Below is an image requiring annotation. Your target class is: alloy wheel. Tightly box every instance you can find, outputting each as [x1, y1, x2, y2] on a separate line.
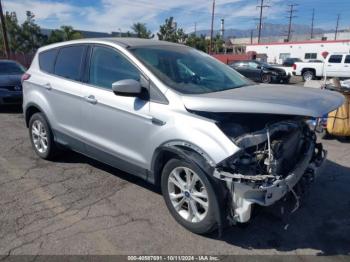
[167, 167, 209, 223]
[31, 120, 48, 154]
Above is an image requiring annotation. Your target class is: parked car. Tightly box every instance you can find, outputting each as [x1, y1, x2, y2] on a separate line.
[283, 57, 303, 67]
[22, 38, 344, 234]
[0, 60, 25, 105]
[293, 53, 350, 81]
[229, 60, 290, 83]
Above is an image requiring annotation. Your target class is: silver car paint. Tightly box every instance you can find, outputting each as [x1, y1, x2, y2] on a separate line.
[24, 38, 344, 169]
[24, 39, 240, 169]
[182, 84, 344, 118]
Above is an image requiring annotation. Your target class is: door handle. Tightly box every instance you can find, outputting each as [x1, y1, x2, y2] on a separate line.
[84, 95, 97, 104]
[345, 65, 349, 67]
[44, 83, 52, 90]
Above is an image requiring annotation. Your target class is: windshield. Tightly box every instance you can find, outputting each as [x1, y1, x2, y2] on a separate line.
[130, 45, 249, 94]
[0, 61, 25, 75]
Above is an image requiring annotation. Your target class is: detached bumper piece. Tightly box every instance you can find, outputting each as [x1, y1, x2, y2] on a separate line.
[214, 121, 327, 224]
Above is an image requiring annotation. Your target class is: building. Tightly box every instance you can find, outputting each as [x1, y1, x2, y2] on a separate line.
[246, 39, 350, 64]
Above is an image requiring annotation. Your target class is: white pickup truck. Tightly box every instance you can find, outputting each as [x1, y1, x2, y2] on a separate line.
[293, 53, 350, 81]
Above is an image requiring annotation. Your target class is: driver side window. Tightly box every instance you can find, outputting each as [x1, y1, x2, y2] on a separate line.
[89, 46, 140, 89]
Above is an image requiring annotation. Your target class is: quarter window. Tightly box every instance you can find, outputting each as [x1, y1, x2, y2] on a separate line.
[328, 55, 343, 63]
[54, 45, 85, 81]
[305, 53, 317, 59]
[89, 46, 140, 89]
[39, 48, 58, 73]
[345, 55, 350, 64]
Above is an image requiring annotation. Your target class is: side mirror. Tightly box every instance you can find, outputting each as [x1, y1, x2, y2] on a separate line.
[257, 65, 262, 69]
[112, 79, 142, 96]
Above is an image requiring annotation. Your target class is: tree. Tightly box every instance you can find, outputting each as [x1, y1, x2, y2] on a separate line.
[157, 17, 187, 43]
[131, 22, 153, 39]
[212, 34, 224, 53]
[47, 25, 82, 44]
[20, 11, 46, 52]
[0, 12, 22, 54]
[186, 34, 208, 52]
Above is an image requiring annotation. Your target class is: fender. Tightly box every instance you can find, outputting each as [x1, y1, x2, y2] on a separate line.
[24, 102, 46, 127]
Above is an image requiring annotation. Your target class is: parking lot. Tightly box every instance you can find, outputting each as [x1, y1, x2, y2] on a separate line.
[0, 106, 349, 256]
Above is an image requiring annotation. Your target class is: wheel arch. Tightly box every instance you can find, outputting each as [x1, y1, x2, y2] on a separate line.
[151, 141, 215, 187]
[24, 103, 44, 128]
[301, 68, 316, 75]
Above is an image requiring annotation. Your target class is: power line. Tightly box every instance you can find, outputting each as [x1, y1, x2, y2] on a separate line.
[256, 0, 270, 44]
[310, 8, 315, 39]
[0, 0, 10, 58]
[335, 14, 340, 40]
[286, 3, 298, 42]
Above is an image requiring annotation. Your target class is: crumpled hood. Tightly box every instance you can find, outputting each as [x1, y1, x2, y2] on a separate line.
[182, 84, 345, 117]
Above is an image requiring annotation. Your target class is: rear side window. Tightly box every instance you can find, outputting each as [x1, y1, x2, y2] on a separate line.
[328, 55, 343, 63]
[39, 49, 58, 73]
[89, 46, 140, 89]
[54, 45, 85, 81]
[345, 55, 350, 64]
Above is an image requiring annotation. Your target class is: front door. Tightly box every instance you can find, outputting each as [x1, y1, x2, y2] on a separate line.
[81, 45, 155, 178]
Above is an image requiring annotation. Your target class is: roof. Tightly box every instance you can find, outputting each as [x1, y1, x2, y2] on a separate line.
[247, 39, 350, 47]
[38, 37, 184, 52]
[100, 37, 183, 47]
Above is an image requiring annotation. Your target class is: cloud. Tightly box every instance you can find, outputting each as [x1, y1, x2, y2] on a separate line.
[2, 0, 285, 34]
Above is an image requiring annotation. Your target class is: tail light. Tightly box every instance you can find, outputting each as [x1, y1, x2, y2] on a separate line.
[292, 64, 296, 70]
[21, 73, 31, 84]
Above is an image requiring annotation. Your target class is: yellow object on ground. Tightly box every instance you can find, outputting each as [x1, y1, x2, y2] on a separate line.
[327, 94, 350, 136]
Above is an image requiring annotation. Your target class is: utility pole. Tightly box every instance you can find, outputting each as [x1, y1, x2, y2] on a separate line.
[287, 4, 298, 42]
[311, 8, 315, 39]
[0, 0, 10, 58]
[250, 29, 253, 44]
[257, 0, 269, 44]
[335, 14, 340, 40]
[209, 0, 215, 54]
[194, 22, 197, 35]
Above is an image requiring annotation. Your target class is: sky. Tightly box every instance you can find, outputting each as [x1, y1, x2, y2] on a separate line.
[2, 0, 350, 34]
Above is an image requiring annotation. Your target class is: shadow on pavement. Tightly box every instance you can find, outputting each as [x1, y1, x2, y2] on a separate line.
[0, 105, 22, 114]
[53, 150, 160, 194]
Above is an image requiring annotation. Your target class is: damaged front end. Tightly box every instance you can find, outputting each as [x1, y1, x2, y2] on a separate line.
[208, 114, 327, 224]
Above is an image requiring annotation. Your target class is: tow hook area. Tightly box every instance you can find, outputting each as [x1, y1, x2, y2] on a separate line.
[214, 143, 327, 224]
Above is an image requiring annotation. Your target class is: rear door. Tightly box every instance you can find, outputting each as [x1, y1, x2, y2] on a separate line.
[326, 54, 344, 77]
[37, 44, 87, 151]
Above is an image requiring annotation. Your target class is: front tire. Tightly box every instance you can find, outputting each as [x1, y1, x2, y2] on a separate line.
[29, 112, 58, 160]
[261, 74, 272, 83]
[161, 158, 217, 234]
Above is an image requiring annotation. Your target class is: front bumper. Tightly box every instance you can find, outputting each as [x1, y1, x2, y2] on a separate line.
[0, 90, 23, 105]
[214, 141, 327, 223]
[272, 74, 291, 83]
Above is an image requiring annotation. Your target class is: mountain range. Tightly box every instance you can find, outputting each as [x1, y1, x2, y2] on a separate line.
[193, 23, 334, 39]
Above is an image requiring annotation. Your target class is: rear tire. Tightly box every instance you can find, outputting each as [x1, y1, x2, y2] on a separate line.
[29, 112, 58, 160]
[161, 158, 218, 234]
[302, 70, 315, 81]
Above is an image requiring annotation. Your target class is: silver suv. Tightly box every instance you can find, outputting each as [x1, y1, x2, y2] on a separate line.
[23, 38, 343, 234]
